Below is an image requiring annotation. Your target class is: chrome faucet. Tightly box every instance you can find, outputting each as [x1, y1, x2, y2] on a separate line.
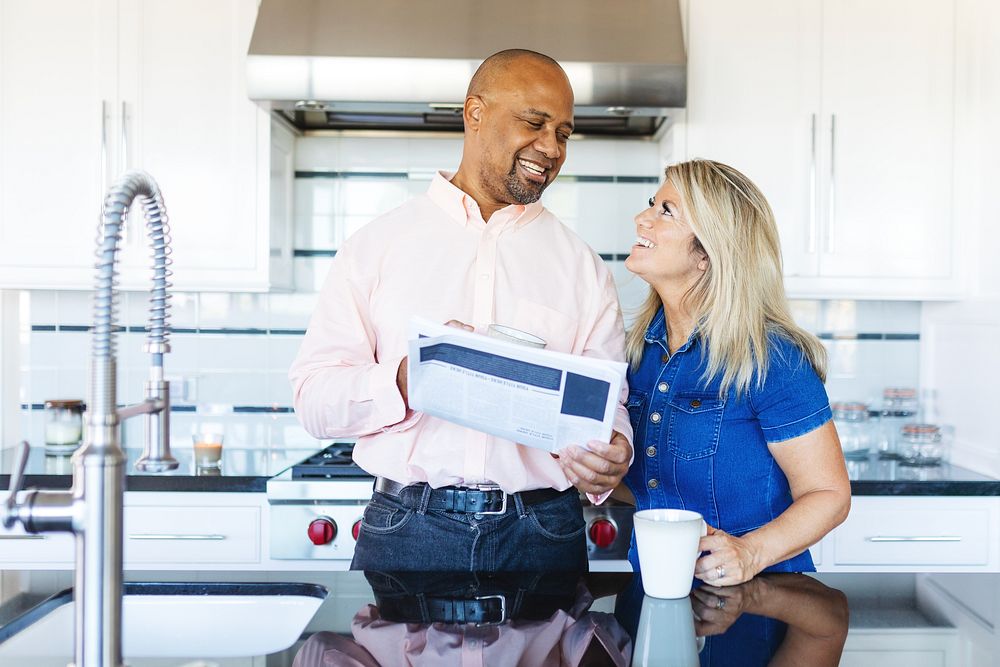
[3, 170, 177, 667]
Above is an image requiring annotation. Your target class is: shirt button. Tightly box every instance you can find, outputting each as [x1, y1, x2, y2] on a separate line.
[649, 412, 661, 423]
[647, 478, 659, 489]
[645, 446, 657, 457]
[661, 354, 669, 363]
[658, 382, 669, 393]
[690, 399, 702, 408]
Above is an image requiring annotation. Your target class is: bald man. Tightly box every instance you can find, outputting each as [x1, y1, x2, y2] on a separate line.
[290, 49, 634, 572]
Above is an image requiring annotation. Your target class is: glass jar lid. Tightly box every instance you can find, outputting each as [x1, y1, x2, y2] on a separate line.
[901, 423, 941, 441]
[832, 402, 869, 421]
[44, 399, 85, 411]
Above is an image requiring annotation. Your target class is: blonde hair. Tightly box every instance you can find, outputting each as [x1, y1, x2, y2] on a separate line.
[625, 159, 827, 396]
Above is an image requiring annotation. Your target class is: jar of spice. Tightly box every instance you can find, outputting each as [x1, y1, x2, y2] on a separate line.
[44, 399, 85, 456]
[899, 423, 946, 466]
[832, 402, 873, 459]
[877, 387, 919, 459]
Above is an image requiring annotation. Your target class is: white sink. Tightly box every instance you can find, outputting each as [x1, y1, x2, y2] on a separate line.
[0, 582, 327, 659]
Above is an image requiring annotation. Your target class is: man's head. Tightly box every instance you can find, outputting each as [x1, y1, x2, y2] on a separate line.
[455, 49, 574, 215]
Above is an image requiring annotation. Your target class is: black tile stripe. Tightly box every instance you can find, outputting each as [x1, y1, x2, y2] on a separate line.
[294, 170, 408, 179]
[294, 170, 660, 184]
[31, 325, 306, 336]
[21, 403, 294, 413]
[817, 333, 920, 341]
[293, 249, 338, 257]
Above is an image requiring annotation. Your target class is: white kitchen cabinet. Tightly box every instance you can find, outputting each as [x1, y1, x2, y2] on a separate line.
[819, 496, 1000, 573]
[841, 629, 960, 667]
[685, 0, 960, 299]
[0, 0, 274, 291]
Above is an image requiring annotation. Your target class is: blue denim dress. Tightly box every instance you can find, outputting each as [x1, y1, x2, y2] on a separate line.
[624, 308, 832, 574]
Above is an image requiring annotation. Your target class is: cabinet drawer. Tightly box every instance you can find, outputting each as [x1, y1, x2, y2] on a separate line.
[834, 507, 989, 566]
[124, 506, 260, 564]
[0, 528, 73, 565]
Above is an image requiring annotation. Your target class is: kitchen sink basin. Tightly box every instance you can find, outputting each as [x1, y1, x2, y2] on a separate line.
[0, 581, 327, 659]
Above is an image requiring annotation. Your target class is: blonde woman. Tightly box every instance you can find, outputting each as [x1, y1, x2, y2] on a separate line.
[621, 159, 850, 585]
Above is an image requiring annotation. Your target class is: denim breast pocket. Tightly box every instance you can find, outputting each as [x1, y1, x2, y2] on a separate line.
[626, 391, 648, 431]
[667, 391, 726, 460]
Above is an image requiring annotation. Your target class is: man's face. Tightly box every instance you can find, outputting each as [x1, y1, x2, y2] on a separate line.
[473, 63, 575, 206]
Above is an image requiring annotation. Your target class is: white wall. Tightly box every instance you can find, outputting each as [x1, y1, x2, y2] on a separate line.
[920, 0, 1000, 478]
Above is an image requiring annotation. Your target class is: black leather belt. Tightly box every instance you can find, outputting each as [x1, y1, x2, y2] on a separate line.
[374, 477, 565, 514]
[375, 591, 575, 624]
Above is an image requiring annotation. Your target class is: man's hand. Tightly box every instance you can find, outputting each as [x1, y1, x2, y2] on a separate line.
[556, 431, 632, 495]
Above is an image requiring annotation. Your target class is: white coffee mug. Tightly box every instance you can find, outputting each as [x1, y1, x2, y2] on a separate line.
[633, 508, 708, 599]
[633, 595, 702, 667]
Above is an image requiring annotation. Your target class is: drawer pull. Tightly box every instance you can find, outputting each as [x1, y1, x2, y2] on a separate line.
[866, 536, 962, 543]
[0, 534, 44, 540]
[128, 534, 226, 541]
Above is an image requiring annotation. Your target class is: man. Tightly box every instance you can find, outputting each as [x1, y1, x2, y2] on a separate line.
[289, 49, 633, 571]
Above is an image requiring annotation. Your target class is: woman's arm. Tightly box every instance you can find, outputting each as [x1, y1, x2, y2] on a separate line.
[695, 421, 851, 584]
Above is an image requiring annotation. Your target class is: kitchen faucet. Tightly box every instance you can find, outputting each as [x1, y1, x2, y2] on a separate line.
[3, 170, 177, 667]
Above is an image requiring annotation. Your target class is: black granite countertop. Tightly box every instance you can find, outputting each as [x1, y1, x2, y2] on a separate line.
[2, 445, 998, 494]
[0, 445, 321, 492]
[0, 570, 990, 664]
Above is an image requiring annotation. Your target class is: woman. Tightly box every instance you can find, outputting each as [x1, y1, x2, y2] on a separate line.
[621, 159, 850, 585]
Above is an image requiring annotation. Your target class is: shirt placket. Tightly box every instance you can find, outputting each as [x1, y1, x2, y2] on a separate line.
[466, 203, 504, 482]
[644, 348, 682, 506]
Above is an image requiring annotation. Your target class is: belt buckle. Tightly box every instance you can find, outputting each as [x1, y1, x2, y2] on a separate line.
[474, 594, 508, 625]
[475, 484, 507, 515]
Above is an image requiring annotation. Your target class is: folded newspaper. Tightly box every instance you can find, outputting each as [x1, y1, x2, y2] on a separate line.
[407, 317, 626, 453]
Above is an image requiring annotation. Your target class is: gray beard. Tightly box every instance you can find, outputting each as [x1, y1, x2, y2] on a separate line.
[480, 161, 546, 206]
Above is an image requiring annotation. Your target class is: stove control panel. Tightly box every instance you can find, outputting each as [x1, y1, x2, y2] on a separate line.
[270, 505, 366, 560]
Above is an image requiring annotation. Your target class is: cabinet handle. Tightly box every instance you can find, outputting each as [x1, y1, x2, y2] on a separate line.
[128, 534, 226, 541]
[866, 536, 962, 543]
[120, 100, 132, 245]
[100, 100, 110, 191]
[808, 113, 818, 253]
[0, 534, 45, 540]
[826, 114, 836, 252]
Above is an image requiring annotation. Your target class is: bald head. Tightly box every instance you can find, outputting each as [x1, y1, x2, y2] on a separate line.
[451, 49, 575, 221]
[467, 49, 567, 100]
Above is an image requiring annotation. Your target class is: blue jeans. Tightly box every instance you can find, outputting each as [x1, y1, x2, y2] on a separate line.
[351, 485, 588, 571]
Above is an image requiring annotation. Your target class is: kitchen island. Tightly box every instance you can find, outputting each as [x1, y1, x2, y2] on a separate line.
[3, 445, 1000, 573]
[0, 569, 994, 665]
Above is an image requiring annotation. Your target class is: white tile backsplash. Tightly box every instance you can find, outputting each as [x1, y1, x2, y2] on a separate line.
[13, 134, 924, 445]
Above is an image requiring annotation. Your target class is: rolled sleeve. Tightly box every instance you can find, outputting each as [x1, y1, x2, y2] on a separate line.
[750, 338, 832, 443]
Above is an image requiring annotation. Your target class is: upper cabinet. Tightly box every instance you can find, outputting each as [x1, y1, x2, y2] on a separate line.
[0, 0, 275, 291]
[685, 0, 961, 299]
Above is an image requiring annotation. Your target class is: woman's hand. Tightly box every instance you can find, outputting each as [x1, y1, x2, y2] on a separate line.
[694, 525, 763, 586]
[689, 580, 759, 636]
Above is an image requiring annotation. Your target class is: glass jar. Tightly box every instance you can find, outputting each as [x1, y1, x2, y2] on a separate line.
[876, 387, 918, 459]
[898, 423, 946, 466]
[832, 402, 873, 459]
[44, 399, 85, 456]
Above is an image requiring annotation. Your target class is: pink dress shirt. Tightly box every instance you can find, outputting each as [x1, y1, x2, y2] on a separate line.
[289, 171, 632, 494]
[291, 584, 632, 667]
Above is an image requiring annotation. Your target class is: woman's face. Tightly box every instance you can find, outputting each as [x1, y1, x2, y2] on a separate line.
[625, 180, 707, 290]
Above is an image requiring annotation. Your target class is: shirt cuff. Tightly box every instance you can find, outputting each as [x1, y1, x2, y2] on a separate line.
[369, 354, 409, 431]
[587, 490, 614, 506]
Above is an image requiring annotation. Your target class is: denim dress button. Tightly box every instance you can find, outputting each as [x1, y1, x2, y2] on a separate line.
[650, 412, 661, 423]
[658, 382, 669, 393]
[661, 354, 669, 363]
[645, 446, 657, 457]
[647, 478, 659, 489]
[690, 399, 702, 408]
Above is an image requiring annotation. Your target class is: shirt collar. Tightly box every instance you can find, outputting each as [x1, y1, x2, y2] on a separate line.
[427, 171, 544, 228]
[644, 306, 699, 354]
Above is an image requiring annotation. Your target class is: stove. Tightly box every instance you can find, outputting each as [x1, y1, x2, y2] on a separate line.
[266, 443, 633, 562]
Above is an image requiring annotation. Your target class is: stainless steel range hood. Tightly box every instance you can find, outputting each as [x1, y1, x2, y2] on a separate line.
[247, 0, 686, 137]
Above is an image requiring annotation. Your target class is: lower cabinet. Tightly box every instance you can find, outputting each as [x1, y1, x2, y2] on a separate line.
[841, 630, 960, 667]
[817, 496, 1000, 573]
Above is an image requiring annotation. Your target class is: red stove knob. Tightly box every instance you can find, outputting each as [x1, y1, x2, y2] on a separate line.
[352, 520, 362, 541]
[308, 517, 337, 545]
[588, 519, 617, 549]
